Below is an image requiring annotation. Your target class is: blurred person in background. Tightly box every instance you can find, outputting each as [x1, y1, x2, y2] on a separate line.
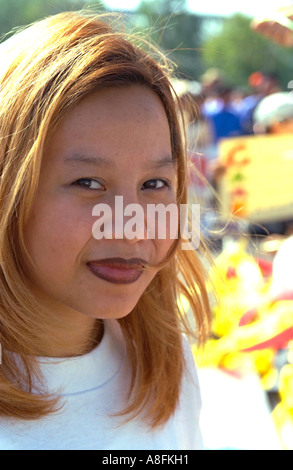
[253, 91, 293, 135]
[199, 69, 246, 172]
[239, 71, 281, 135]
[203, 85, 243, 145]
[200, 69, 243, 145]
[200, 67, 226, 108]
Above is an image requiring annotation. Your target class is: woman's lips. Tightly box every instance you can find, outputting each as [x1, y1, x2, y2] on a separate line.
[87, 257, 145, 284]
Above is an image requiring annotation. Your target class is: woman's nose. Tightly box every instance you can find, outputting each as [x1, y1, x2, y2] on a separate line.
[92, 194, 149, 242]
[117, 196, 149, 243]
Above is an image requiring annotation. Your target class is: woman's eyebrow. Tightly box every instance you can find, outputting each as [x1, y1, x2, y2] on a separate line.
[63, 154, 175, 169]
[64, 154, 114, 168]
[148, 156, 175, 169]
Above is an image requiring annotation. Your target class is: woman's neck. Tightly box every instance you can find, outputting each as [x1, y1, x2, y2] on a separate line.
[39, 317, 104, 358]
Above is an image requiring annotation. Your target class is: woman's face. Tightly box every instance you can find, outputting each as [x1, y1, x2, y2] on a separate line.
[24, 85, 176, 322]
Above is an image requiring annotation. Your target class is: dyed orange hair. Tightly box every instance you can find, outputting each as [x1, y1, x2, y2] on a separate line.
[0, 11, 211, 427]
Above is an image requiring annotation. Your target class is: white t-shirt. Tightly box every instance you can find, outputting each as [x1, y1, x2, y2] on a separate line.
[0, 321, 203, 450]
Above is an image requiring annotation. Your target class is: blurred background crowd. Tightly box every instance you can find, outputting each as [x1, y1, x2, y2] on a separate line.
[2, 0, 293, 451]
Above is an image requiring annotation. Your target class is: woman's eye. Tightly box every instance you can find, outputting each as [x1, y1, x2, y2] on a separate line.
[142, 179, 169, 190]
[73, 178, 105, 191]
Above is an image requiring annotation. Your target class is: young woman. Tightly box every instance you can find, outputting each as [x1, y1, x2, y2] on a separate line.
[0, 11, 211, 450]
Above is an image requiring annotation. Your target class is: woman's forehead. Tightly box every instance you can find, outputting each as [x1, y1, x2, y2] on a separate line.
[41, 84, 174, 171]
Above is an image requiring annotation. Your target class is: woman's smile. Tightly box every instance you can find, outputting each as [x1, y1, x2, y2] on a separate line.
[87, 257, 146, 284]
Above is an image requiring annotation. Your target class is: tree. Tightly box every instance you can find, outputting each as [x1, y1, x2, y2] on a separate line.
[135, 0, 206, 79]
[201, 13, 293, 89]
[0, 0, 106, 39]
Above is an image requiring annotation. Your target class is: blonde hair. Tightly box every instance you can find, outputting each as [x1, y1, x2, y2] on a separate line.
[0, 11, 211, 427]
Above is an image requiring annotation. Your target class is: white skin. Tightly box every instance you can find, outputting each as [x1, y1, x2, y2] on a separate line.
[23, 85, 176, 357]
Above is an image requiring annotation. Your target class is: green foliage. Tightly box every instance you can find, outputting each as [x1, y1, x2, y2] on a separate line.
[202, 13, 293, 89]
[149, 13, 205, 79]
[135, 1, 206, 79]
[0, 0, 106, 39]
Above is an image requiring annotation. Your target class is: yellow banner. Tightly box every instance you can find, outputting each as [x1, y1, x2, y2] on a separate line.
[218, 135, 293, 223]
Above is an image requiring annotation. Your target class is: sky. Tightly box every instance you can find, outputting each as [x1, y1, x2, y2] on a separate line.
[104, 0, 293, 18]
